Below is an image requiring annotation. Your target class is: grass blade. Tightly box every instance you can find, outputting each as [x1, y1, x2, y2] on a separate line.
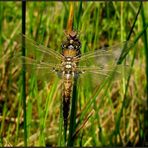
[141, 3, 148, 146]
[22, 1, 27, 146]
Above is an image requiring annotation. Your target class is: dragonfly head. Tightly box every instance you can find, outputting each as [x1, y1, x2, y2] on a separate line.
[62, 30, 81, 57]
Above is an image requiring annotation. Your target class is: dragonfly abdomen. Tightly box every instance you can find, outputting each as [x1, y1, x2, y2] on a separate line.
[63, 73, 73, 98]
[62, 73, 74, 133]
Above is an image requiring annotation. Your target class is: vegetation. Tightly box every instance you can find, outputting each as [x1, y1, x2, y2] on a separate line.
[0, 1, 148, 146]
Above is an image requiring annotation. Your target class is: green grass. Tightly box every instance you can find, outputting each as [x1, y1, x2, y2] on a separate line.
[0, 1, 148, 147]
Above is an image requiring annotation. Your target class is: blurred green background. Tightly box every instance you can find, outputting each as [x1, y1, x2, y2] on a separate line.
[0, 1, 148, 147]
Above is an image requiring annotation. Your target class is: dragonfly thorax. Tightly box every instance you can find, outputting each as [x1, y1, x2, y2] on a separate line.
[63, 57, 76, 70]
[61, 56, 78, 79]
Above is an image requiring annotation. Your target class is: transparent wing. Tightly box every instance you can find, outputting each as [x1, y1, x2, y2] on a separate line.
[11, 34, 64, 83]
[77, 64, 129, 80]
[78, 41, 134, 67]
[76, 64, 131, 94]
[76, 41, 133, 89]
[14, 34, 64, 64]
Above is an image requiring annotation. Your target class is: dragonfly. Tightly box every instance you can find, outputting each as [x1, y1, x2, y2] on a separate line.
[12, 30, 133, 134]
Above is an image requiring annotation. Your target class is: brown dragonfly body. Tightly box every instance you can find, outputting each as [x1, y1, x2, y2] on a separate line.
[61, 31, 81, 131]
